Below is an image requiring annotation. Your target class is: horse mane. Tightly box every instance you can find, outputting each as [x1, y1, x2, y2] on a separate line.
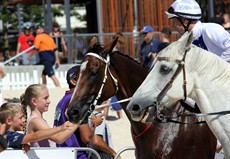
[88, 42, 144, 68]
[160, 40, 230, 83]
[111, 51, 142, 66]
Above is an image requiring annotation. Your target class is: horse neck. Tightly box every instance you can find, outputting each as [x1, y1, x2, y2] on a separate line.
[187, 47, 230, 112]
[110, 52, 150, 132]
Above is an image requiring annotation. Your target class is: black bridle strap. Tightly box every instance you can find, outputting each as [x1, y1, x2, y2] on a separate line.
[158, 110, 230, 124]
[156, 50, 188, 102]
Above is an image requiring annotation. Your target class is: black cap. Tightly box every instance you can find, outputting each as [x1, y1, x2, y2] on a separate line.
[66, 66, 80, 85]
[53, 22, 60, 27]
[35, 25, 44, 30]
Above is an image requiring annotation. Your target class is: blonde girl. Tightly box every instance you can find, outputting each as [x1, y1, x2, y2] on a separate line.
[20, 84, 79, 147]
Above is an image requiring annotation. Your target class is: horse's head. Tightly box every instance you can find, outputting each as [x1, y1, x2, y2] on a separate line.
[67, 37, 119, 123]
[127, 32, 195, 122]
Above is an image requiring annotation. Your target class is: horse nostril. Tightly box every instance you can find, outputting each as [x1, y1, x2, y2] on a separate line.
[153, 101, 157, 106]
[73, 109, 80, 115]
[131, 104, 140, 112]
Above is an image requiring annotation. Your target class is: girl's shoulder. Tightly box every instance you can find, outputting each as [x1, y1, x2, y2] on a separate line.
[28, 116, 50, 131]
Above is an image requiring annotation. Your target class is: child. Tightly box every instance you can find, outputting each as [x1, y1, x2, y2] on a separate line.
[21, 84, 79, 147]
[0, 102, 77, 151]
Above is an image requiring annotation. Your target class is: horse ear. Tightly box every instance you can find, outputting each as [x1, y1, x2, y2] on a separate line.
[107, 36, 118, 53]
[179, 31, 193, 51]
[89, 37, 98, 48]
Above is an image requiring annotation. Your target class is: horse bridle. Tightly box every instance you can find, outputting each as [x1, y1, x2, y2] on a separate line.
[85, 52, 119, 112]
[153, 49, 189, 120]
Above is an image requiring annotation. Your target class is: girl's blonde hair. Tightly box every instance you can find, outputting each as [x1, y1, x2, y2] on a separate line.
[20, 84, 47, 108]
[20, 84, 47, 132]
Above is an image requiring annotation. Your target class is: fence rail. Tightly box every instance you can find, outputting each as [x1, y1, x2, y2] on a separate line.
[0, 64, 77, 90]
[0, 147, 101, 159]
[1, 32, 180, 65]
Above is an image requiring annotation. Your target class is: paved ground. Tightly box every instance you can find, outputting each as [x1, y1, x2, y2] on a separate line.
[2, 87, 135, 159]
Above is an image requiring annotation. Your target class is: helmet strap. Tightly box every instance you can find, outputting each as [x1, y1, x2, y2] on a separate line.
[177, 17, 192, 32]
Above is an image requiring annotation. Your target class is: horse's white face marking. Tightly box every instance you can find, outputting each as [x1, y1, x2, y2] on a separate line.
[70, 61, 88, 102]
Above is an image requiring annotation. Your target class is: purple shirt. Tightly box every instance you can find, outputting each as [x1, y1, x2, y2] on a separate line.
[54, 91, 88, 159]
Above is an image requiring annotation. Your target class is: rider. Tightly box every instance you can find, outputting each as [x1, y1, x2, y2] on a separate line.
[165, 0, 230, 155]
[165, 0, 230, 63]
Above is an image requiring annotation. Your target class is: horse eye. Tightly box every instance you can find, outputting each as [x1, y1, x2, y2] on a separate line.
[160, 65, 171, 75]
[90, 69, 98, 77]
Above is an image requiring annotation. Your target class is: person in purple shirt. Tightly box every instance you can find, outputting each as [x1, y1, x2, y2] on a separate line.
[54, 65, 103, 159]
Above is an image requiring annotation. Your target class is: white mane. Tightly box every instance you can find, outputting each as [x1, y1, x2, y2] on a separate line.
[158, 39, 230, 87]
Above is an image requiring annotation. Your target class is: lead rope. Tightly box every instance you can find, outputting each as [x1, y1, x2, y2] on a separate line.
[96, 97, 132, 109]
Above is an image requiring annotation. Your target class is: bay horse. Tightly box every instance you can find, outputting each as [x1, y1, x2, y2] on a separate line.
[67, 38, 216, 159]
[127, 32, 230, 158]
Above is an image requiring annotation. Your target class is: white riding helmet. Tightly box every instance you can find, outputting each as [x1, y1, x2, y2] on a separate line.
[165, 0, 201, 20]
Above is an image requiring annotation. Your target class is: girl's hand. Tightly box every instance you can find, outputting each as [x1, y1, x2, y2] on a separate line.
[22, 144, 31, 153]
[62, 121, 80, 131]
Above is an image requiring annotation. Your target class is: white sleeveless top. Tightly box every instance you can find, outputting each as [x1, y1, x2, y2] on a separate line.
[26, 115, 56, 147]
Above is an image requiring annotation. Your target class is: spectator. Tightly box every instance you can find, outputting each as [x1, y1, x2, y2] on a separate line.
[209, 5, 224, 25]
[74, 28, 86, 61]
[165, 0, 230, 62]
[139, 25, 162, 69]
[0, 102, 77, 151]
[223, 13, 230, 31]
[158, 27, 172, 52]
[53, 66, 103, 159]
[50, 22, 67, 64]
[89, 105, 121, 159]
[0, 123, 7, 152]
[33, 25, 60, 87]
[20, 84, 79, 147]
[16, 25, 38, 65]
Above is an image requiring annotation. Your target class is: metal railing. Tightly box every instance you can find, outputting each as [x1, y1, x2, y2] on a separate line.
[1, 32, 180, 65]
[114, 146, 136, 159]
[0, 147, 101, 159]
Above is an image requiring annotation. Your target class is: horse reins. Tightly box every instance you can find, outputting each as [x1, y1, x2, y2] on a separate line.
[156, 49, 189, 103]
[152, 49, 230, 123]
[150, 49, 189, 121]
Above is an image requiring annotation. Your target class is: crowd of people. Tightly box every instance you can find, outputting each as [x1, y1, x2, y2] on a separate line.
[0, 0, 229, 158]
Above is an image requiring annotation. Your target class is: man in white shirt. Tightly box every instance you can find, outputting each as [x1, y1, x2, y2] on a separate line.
[165, 0, 230, 63]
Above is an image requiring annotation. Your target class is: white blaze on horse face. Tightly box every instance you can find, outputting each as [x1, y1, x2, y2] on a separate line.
[71, 61, 88, 102]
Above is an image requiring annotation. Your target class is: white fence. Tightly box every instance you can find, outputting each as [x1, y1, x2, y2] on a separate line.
[0, 64, 78, 90]
[0, 147, 101, 159]
[0, 146, 136, 159]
